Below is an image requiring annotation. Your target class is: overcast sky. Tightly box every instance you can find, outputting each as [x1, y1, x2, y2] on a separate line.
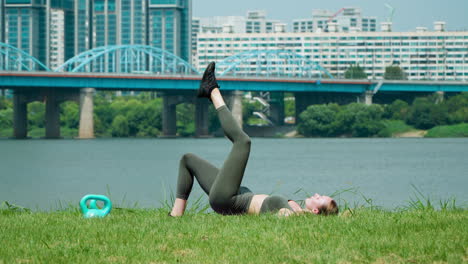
[193, 0, 468, 32]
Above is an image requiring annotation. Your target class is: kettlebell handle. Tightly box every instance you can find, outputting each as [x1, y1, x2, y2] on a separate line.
[80, 194, 112, 217]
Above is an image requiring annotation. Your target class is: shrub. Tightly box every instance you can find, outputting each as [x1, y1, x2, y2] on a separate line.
[297, 104, 341, 137]
[350, 104, 385, 137]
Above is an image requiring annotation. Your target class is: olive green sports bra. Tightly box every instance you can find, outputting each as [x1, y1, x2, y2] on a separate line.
[260, 195, 293, 213]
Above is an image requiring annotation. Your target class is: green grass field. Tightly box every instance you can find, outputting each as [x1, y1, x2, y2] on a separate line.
[1, 205, 466, 263]
[426, 123, 468, 138]
[378, 120, 416, 137]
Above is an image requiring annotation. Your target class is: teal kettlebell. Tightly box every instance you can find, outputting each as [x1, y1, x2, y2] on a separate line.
[80, 194, 112, 218]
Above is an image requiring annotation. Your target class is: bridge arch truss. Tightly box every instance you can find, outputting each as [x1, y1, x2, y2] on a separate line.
[216, 50, 334, 79]
[0, 42, 51, 72]
[55, 45, 199, 74]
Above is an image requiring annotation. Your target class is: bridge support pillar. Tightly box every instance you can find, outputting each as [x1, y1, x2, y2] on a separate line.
[79, 88, 95, 139]
[229, 90, 243, 128]
[269, 92, 284, 125]
[45, 91, 61, 139]
[360, 91, 373, 105]
[162, 94, 178, 137]
[195, 99, 210, 137]
[13, 93, 28, 139]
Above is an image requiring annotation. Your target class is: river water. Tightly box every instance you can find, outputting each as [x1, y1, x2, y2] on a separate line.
[0, 138, 466, 211]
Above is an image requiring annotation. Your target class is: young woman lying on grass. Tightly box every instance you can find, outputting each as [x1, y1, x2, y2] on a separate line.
[169, 62, 338, 217]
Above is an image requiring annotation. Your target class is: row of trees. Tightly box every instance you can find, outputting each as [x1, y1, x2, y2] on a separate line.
[0, 94, 165, 137]
[297, 93, 468, 137]
[0, 93, 221, 137]
[391, 93, 468, 129]
[1, 92, 467, 138]
[345, 64, 407, 80]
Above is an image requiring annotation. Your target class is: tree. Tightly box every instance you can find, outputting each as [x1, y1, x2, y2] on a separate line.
[406, 97, 448, 129]
[0, 108, 13, 129]
[284, 93, 295, 120]
[60, 101, 79, 129]
[297, 104, 341, 137]
[28, 102, 45, 128]
[335, 103, 385, 137]
[444, 92, 468, 124]
[384, 65, 407, 80]
[0, 98, 12, 110]
[176, 103, 195, 137]
[344, 64, 367, 79]
[350, 104, 385, 137]
[94, 93, 114, 134]
[111, 115, 129, 137]
[384, 99, 410, 120]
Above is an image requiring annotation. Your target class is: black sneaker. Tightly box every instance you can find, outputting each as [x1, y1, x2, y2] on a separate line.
[197, 61, 220, 99]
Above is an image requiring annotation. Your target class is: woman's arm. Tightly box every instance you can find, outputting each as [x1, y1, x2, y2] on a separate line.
[288, 200, 303, 213]
[278, 201, 304, 217]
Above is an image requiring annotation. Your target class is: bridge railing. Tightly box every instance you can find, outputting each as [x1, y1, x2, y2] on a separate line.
[54, 45, 200, 75]
[0, 42, 51, 72]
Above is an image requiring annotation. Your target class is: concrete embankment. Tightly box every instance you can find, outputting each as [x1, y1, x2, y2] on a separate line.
[243, 125, 297, 137]
[395, 130, 427, 138]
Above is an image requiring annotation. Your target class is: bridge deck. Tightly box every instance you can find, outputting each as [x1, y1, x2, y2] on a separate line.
[1, 72, 467, 93]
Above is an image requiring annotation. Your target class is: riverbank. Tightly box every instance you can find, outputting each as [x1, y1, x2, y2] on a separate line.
[0, 207, 466, 263]
[426, 123, 468, 138]
[3, 123, 467, 139]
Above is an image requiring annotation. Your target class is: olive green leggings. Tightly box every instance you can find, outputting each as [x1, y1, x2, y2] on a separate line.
[176, 105, 253, 215]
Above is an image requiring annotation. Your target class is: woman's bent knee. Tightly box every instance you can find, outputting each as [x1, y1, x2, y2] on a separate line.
[180, 153, 196, 164]
[234, 136, 251, 153]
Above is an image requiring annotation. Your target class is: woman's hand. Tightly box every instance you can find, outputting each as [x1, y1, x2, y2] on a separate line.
[278, 208, 294, 217]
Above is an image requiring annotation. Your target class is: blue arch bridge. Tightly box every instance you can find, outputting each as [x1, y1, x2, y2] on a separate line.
[1, 44, 467, 139]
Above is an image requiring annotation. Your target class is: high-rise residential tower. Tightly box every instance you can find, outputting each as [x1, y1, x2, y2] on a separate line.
[4, 0, 49, 65]
[196, 21, 468, 81]
[91, 0, 146, 47]
[147, 0, 191, 61]
[1, 0, 192, 69]
[74, 0, 90, 55]
[0, 0, 4, 42]
[3, 0, 84, 69]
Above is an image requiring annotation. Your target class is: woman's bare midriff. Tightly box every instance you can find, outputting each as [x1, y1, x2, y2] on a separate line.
[247, 194, 269, 214]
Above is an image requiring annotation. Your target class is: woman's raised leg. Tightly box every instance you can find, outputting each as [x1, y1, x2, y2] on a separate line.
[208, 89, 251, 214]
[172, 62, 252, 215]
